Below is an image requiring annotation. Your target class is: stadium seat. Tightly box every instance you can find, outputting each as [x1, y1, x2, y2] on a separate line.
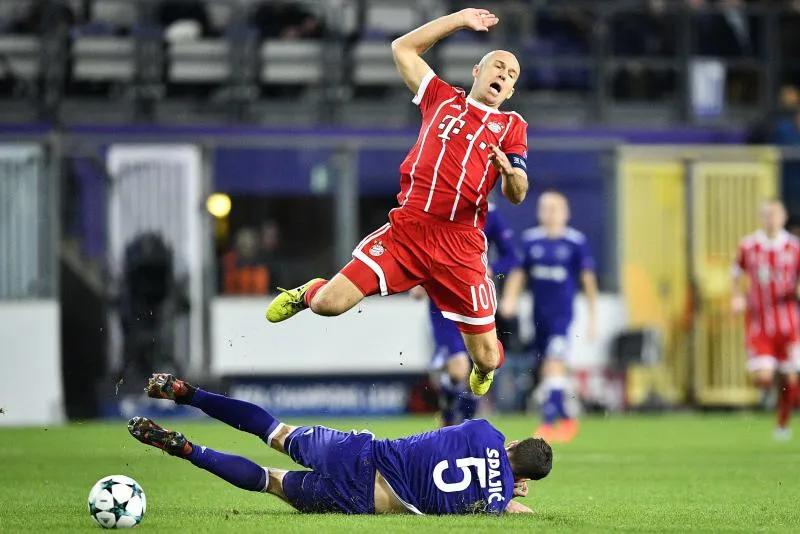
[439, 42, 491, 87]
[0, 36, 41, 78]
[260, 40, 323, 85]
[364, 3, 419, 37]
[352, 41, 397, 86]
[72, 36, 135, 82]
[168, 39, 231, 83]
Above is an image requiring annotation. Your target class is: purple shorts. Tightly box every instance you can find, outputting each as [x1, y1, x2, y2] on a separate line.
[282, 426, 376, 514]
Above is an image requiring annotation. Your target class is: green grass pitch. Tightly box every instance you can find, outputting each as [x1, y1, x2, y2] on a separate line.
[0, 413, 798, 533]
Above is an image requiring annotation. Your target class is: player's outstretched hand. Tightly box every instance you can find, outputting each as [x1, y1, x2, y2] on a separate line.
[513, 480, 529, 498]
[498, 296, 516, 319]
[458, 8, 499, 32]
[488, 145, 513, 175]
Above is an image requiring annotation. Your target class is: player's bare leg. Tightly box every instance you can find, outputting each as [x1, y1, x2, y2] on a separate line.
[463, 329, 504, 396]
[535, 359, 578, 444]
[266, 261, 371, 323]
[749, 367, 776, 410]
[775, 370, 798, 441]
[307, 273, 365, 316]
[263, 468, 294, 506]
[265, 423, 299, 454]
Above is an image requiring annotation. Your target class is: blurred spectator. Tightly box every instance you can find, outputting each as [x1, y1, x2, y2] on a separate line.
[748, 85, 799, 144]
[696, 0, 757, 58]
[695, 0, 760, 104]
[10, 0, 75, 34]
[779, 0, 800, 87]
[250, 1, 324, 40]
[769, 106, 800, 218]
[534, 2, 592, 51]
[222, 227, 270, 295]
[259, 219, 287, 289]
[158, 0, 212, 41]
[118, 232, 189, 383]
[611, 0, 676, 100]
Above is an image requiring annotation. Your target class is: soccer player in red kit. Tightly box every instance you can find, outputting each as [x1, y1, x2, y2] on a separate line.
[732, 199, 800, 440]
[266, 8, 529, 396]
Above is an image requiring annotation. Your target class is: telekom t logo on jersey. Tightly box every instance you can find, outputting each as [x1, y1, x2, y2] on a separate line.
[437, 114, 466, 140]
[432, 448, 505, 503]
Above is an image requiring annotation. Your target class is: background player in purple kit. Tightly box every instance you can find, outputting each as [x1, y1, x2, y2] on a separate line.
[411, 202, 525, 426]
[521, 191, 598, 443]
[128, 373, 552, 515]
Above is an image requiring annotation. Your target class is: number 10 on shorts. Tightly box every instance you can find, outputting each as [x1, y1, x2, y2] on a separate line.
[470, 283, 491, 311]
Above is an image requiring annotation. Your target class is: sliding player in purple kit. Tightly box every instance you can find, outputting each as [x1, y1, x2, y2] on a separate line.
[128, 373, 552, 515]
[522, 191, 597, 443]
[412, 202, 525, 426]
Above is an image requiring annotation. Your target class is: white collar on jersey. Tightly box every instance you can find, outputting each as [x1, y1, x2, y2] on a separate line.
[755, 229, 790, 248]
[466, 96, 501, 115]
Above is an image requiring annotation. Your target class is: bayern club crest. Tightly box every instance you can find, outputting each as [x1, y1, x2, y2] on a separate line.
[369, 242, 385, 257]
[487, 121, 503, 134]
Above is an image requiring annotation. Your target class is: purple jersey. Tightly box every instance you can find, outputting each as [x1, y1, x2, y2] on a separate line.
[371, 419, 515, 515]
[522, 226, 594, 328]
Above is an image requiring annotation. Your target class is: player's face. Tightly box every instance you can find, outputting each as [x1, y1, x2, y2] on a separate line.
[472, 51, 520, 107]
[760, 202, 787, 233]
[538, 194, 569, 228]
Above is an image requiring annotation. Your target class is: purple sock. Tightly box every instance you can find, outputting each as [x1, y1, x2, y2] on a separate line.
[191, 389, 281, 443]
[542, 388, 566, 424]
[186, 445, 267, 492]
[439, 376, 461, 426]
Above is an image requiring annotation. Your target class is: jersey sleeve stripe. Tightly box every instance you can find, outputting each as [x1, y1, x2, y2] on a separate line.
[412, 70, 436, 106]
[507, 110, 528, 124]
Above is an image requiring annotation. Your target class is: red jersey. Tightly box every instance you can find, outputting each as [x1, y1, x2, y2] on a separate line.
[734, 230, 800, 337]
[397, 70, 528, 229]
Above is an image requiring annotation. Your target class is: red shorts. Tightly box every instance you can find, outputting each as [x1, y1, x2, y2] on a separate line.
[343, 207, 496, 334]
[746, 331, 800, 373]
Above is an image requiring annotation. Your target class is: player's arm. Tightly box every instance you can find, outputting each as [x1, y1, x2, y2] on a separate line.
[492, 118, 529, 205]
[499, 268, 526, 319]
[731, 243, 747, 313]
[487, 209, 526, 317]
[795, 247, 800, 301]
[391, 8, 498, 94]
[504, 500, 534, 514]
[581, 269, 598, 340]
[489, 145, 528, 205]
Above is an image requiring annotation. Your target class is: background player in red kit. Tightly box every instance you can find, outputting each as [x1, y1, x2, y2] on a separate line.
[266, 8, 529, 396]
[732, 199, 800, 440]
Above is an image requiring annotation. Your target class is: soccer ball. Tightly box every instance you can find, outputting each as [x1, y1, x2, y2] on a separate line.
[87, 475, 146, 528]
